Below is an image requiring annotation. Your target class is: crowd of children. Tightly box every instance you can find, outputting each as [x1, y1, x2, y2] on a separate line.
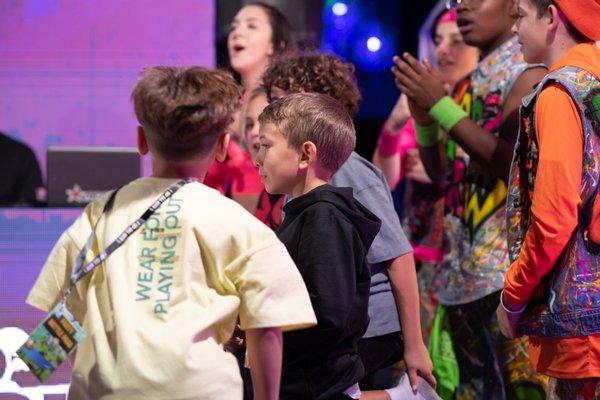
[22, 0, 600, 399]
[391, 0, 551, 397]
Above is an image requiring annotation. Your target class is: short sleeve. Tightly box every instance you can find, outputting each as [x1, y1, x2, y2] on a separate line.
[26, 229, 88, 322]
[25, 198, 107, 322]
[227, 241, 317, 332]
[331, 155, 412, 265]
[354, 179, 412, 264]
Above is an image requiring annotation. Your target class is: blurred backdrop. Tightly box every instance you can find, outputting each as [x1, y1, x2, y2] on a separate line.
[216, 0, 439, 157]
[1, 0, 439, 178]
[0, 1, 439, 396]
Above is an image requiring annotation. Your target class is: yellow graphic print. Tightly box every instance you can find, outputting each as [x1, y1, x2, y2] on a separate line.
[463, 178, 507, 240]
[459, 91, 472, 116]
[455, 86, 507, 241]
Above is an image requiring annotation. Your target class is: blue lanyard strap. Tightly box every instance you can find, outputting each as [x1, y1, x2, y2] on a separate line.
[64, 179, 189, 299]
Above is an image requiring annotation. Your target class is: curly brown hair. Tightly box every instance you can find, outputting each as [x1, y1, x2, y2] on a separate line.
[132, 66, 241, 160]
[261, 52, 362, 117]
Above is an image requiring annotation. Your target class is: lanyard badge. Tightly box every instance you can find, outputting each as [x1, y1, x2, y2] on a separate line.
[17, 302, 85, 382]
[17, 179, 189, 382]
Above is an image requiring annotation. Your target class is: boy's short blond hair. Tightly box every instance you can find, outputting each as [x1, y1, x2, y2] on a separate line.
[259, 92, 355, 174]
[132, 66, 241, 160]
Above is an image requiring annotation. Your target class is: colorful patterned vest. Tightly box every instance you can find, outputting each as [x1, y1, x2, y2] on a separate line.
[436, 36, 534, 305]
[506, 66, 600, 338]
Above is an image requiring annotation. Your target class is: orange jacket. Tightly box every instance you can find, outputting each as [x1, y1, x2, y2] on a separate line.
[504, 43, 600, 378]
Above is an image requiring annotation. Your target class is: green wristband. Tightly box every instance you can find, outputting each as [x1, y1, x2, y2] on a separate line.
[415, 122, 441, 147]
[429, 96, 468, 133]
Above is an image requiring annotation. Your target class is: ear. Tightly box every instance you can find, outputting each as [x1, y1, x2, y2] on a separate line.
[137, 126, 149, 155]
[547, 3, 560, 35]
[298, 141, 317, 170]
[215, 132, 230, 162]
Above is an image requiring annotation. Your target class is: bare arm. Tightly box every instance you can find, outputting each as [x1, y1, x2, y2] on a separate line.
[404, 94, 447, 187]
[372, 94, 412, 189]
[388, 253, 435, 391]
[393, 52, 546, 183]
[373, 146, 401, 190]
[443, 67, 546, 181]
[246, 327, 283, 400]
[417, 139, 447, 187]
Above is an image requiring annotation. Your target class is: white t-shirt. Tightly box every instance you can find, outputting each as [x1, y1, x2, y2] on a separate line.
[27, 177, 316, 400]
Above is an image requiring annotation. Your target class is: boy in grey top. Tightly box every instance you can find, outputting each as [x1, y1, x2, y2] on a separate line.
[332, 152, 411, 338]
[263, 52, 435, 392]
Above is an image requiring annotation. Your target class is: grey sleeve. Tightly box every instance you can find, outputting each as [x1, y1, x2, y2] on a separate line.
[353, 179, 412, 265]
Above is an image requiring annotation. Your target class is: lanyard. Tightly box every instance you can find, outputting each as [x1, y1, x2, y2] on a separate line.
[63, 179, 189, 300]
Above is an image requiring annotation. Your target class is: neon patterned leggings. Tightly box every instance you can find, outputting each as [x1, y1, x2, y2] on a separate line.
[446, 291, 552, 400]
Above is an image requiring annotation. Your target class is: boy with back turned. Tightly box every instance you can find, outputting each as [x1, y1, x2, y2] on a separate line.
[24, 66, 316, 400]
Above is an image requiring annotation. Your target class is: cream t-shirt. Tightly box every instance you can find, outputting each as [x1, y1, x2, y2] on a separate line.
[26, 177, 316, 400]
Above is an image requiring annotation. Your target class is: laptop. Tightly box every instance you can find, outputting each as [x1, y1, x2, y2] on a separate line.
[47, 147, 141, 207]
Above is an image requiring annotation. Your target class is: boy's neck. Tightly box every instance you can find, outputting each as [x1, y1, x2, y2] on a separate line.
[543, 35, 587, 68]
[291, 177, 328, 199]
[290, 167, 331, 199]
[151, 156, 212, 182]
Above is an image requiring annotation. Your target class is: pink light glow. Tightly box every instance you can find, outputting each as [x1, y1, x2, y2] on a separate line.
[0, 0, 215, 179]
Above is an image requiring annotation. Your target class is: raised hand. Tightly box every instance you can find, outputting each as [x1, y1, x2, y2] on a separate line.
[391, 53, 446, 117]
[385, 93, 412, 133]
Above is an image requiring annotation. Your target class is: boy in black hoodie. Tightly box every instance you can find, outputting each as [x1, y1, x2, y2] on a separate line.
[255, 92, 381, 400]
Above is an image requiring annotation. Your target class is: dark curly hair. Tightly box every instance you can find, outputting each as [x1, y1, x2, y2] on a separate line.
[261, 51, 362, 117]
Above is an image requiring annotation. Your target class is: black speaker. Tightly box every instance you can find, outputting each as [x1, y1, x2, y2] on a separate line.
[215, 0, 324, 69]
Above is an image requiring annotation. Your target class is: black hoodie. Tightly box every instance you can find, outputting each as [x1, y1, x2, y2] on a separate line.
[277, 184, 381, 400]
